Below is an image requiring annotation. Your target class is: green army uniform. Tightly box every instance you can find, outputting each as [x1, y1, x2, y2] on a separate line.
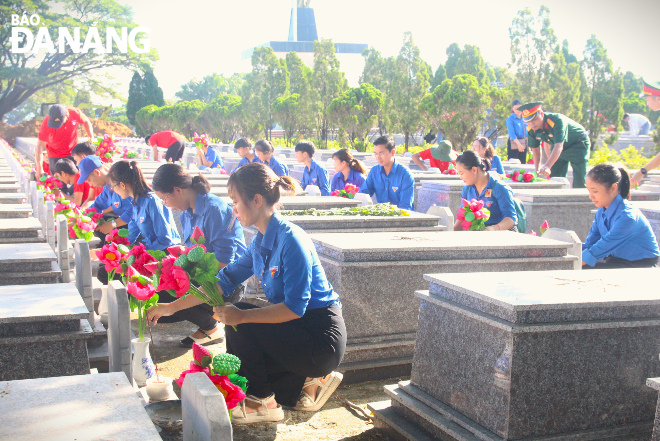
[527, 112, 590, 188]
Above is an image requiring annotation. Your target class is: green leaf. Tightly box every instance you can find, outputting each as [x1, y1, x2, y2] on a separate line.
[200, 356, 213, 368]
[127, 255, 136, 265]
[174, 254, 189, 268]
[147, 250, 167, 260]
[465, 212, 475, 222]
[117, 244, 129, 255]
[117, 229, 130, 238]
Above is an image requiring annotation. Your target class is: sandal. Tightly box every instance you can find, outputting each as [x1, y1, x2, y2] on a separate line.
[293, 371, 343, 412]
[231, 393, 284, 424]
[178, 328, 224, 348]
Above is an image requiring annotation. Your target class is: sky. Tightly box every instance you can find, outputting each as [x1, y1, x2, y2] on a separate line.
[74, 0, 660, 104]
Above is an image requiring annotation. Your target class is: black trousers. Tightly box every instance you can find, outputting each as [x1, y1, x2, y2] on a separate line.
[156, 290, 218, 331]
[226, 302, 346, 407]
[583, 256, 660, 269]
[507, 139, 527, 164]
[165, 139, 186, 162]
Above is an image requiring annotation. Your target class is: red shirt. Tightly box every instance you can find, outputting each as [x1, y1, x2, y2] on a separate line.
[149, 131, 184, 147]
[42, 160, 50, 175]
[38, 107, 86, 158]
[419, 149, 456, 172]
[73, 173, 92, 202]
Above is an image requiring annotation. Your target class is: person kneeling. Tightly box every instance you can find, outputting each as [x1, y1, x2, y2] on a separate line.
[582, 164, 659, 269]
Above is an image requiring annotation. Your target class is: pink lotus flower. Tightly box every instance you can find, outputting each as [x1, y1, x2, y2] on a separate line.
[127, 279, 155, 301]
[143, 261, 161, 275]
[461, 198, 470, 208]
[68, 225, 76, 239]
[461, 220, 472, 231]
[469, 200, 484, 212]
[529, 230, 537, 236]
[540, 220, 549, 234]
[193, 342, 212, 362]
[473, 210, 487, 219]
[167, 245, 186, 258]
[331, 190, 340, 196]
[105, 229, 130, 246]
[457, 207, 465, 220]
[522, 172, 534, 182]
[76, 217, 96, 232]
[127, 244, 157, 276]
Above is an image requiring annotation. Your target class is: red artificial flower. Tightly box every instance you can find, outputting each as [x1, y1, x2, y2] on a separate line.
[175, 361, 210, 388]
[127, 244, 157, 276]
[105, 229, 130, 246]
[167, 245, 186, 258]
[529, 230, 537, 236]
[469, 200, 484, 212]
[522, 172, 534, 182]
[208, 374, 246, 410]
[540, 220, 549, 234]
[68, 225, 76, 239]
[330, 190, 340, 196]
[457, 207, 465, 220]
[143, 261, 161, 275]
[193, 342, 212, 362]
[157, 257, 190, 296]
[171, 265, 191, 297]
[191, 226, 205, 244]
[461, 220, 472, 231]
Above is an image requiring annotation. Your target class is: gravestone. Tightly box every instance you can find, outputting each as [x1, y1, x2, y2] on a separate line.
[0, 242, 61, 285]
[46, 200, 55, 250]
[57, 215, 71, 282]
[0, 283, 93, 380]
[371, 268, 660, 441]
[221, 195, 361, 211]
[416, 179, 565, 214]
[0, 183, 20, 193]
[107, 280, 132, 381]
[636, 201, 660, 240]
[0, 217, 44, 244]
[0, 203, 32, 219]
[182, 372, 233, 441]
[646, 377, 660, 441]
[0, 192, 26, 204]
[311, 231, 577, 382]
[541, 227, 582, 270]
[515, 188, 660, 241]
[0, 372, 161, 440]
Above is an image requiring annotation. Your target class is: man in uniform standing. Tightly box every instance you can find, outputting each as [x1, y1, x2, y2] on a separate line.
[519, 102, 590, 188]
[631, 79, 660, 185]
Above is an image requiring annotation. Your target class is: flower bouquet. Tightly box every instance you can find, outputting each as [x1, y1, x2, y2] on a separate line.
[457, 198, 490, 231]
[93, 134, 118, 164]
[443, 164, 458, 175]
[70, 214, 97, 241]
[504, 169, 545, 182]
[176, 344, 247, 415]
[330, 183, 359, 199]
[38, 175, 63, 192]
[193, 132, 210, 149]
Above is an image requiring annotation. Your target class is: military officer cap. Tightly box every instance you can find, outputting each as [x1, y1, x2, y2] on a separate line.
[518, 102, 543, 123]
[640, 79, 660, 98]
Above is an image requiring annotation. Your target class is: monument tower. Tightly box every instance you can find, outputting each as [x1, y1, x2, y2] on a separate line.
[241, 0, 368, 85]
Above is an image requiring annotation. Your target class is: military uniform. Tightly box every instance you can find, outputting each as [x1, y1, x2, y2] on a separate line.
[520, 102, 590, 188]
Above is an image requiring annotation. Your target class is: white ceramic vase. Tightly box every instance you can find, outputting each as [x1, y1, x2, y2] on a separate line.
[132, 337, 155, 387]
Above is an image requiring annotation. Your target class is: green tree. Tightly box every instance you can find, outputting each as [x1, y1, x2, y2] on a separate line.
[328, 83, 383, 150]
[127, 68, 165, 127]
[444, 43, 461, 79]
[273, 93, 306, 146]
[3, 80, 77, 125]
[312, 39, 347, 146]
[623, 71, 643, 96]
[248, 47, 289, 139]
[175, 73, 244, 103]
[135, 104, 159, 135]
[561, 40, 578, 64]
[285, 52, 314, 137]
[508, 6, 557, 104]
[582, 35, 624, 145]
[431, 64, 447, 89]
[387, 32, 431, 150]
[420, 74, 490, 150]
[197, 94, 242, 143]
[454, 45, 489, 86]
[547, 51, 582, 120]
[0, 0, 158, 121]
[359, 48, 396, 136]
[169, 100, 206, 138]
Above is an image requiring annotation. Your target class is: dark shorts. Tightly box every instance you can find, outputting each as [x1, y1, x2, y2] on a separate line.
[165, 139, 186, 162]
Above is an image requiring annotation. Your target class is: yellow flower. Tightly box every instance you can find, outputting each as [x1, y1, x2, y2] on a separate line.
[402, 211, 410, 216]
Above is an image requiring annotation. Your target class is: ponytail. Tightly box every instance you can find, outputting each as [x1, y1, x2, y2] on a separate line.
[107, 160, 152, 204]
[254, 139, 274, 154]
[457, 150, 491, 173]
[153, 163, 211, 194]
[476, 137, 495, 161]
[586, 163, 631, 200]
[228, 163, 300, 206]
[332, 148, 367, 174]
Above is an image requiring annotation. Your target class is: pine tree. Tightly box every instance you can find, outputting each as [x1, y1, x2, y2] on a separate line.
[126, 69, 164, 128]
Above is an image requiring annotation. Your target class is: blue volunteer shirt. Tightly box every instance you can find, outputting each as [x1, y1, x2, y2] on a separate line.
[460, 175, 517, 226]
[217, 213, 340, 317]
[582, 195, 660, 266]
[204, 147, 223, 169]
[233, 155, 262, 173]
[300, 160, 331, 196]
[127, 192, 181, 251]
[331, 168, 366, 192]
[491, 155, 504, 174]
[506, 112, 527, 140]
[359, 160, 415, 211]
[91, 185, 134, 223]
[266, 156, 289, 177]
[181, 192, 247, 265]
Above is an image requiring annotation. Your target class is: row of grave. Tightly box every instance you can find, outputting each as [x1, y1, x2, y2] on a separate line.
[0, 143, 234, 440]
[8, 138, 660, 440]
